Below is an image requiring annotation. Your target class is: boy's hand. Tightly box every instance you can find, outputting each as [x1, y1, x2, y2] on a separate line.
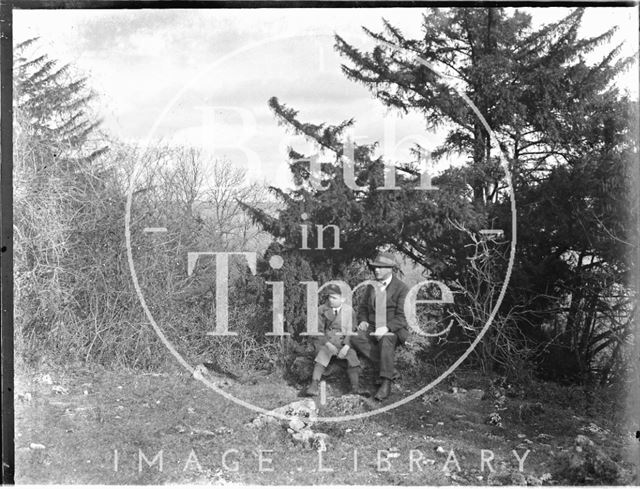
[337, 345, 350, 359]
[325, 342, 339, 355]
[357, 321, 370, 331]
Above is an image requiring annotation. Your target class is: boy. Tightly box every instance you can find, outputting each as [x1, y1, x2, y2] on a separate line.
[305, 284, 369, 397]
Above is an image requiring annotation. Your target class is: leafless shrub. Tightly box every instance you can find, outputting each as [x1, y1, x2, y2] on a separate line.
[447, 221, 535, 381]
[14, 138, 276, 370]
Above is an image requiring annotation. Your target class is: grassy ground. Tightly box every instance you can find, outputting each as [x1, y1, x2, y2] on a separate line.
[14, 360, 638, 485]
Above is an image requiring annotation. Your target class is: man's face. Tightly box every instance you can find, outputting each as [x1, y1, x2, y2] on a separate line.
[372, 266, 393, 282]
[327, 294, 343, 309]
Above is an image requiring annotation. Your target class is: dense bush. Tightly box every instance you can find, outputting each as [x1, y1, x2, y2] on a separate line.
[13, 41, 279, 371]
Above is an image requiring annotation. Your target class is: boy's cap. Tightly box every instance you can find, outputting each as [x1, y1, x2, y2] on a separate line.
[324, 284, 342, 296]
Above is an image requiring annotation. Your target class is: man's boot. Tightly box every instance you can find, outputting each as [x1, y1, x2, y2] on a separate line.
[375, 369, 400, 385]
[347, 367, 370, 397]
[374, 378, 392, 401]
[305, 363, 325, 396]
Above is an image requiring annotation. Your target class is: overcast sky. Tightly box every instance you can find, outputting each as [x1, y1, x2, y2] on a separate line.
[14, 7, 639, 189]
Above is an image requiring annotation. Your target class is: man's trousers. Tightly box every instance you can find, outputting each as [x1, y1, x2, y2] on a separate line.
[349, 330, 398, 379]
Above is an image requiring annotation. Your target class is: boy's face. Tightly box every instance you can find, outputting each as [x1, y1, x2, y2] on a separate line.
[327, 293, 343, 309]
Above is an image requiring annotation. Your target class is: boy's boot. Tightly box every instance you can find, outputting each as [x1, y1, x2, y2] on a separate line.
[305, 363, 325, 396]
[347, 367, 370, 397]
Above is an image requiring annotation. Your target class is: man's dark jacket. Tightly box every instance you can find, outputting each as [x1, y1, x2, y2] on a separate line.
[357, 275, 410, 344]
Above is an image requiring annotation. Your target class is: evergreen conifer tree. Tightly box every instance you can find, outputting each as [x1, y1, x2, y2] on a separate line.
[244, 8, 637, 380]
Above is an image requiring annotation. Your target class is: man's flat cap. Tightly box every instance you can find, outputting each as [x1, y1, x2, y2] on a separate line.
[368, 252, 397, 268]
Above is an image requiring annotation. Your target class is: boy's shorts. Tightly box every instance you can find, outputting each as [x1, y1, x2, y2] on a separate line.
[315, 343, 360, 368]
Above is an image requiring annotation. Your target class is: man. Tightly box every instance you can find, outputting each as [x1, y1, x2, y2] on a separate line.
[350, 252, 410, 401]
[306, 284, 369, 397]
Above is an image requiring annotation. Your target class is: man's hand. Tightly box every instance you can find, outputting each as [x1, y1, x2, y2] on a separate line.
[337, 345, 350, 359]
[357, 321, 370, 332]
[325, 342, 339, 355]
[372, 326, 389, 340]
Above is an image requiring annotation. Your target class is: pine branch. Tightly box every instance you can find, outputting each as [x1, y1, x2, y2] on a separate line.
[267, 96, 353, 154]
